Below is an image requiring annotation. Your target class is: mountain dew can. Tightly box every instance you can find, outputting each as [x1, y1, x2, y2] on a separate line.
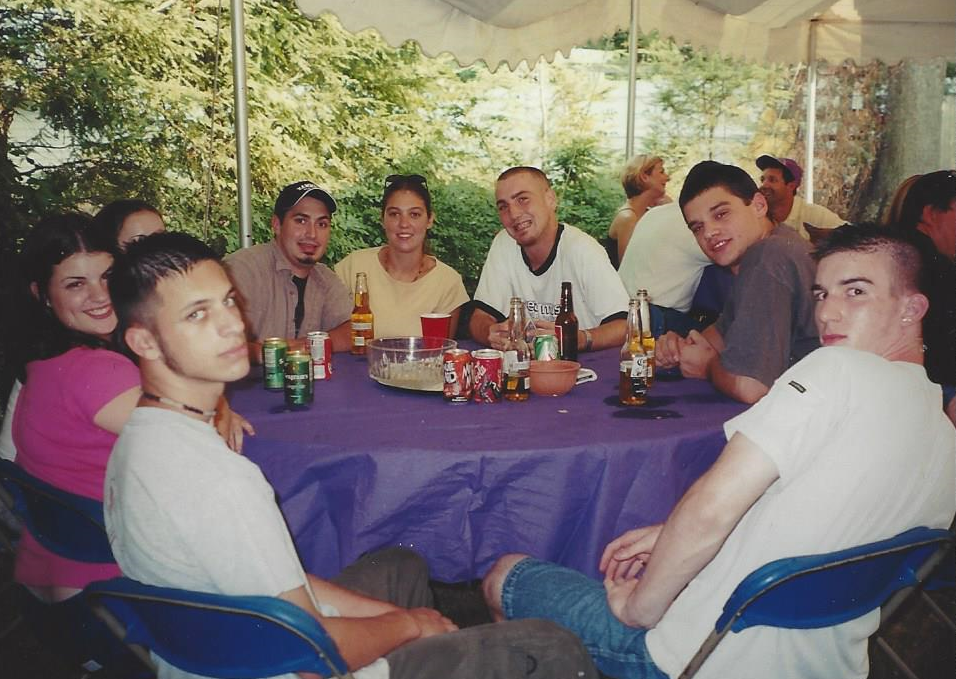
[262, 338, 288, 390]
[533, 334, 559, 361]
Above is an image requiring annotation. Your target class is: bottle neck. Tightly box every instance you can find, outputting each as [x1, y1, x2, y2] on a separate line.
[560, 286, 574, 312]
[626, 302, 641, 339]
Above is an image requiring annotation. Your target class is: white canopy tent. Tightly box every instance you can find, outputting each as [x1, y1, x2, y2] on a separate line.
[231, 0, 956, 245]
[296, 0, 956, 68]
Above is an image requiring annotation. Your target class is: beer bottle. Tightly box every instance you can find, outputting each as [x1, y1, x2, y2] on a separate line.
[636, 289, 655, 387]
[503, 297, 531, 402]
[619, 297, 648, 406]
[350, 272, 373, 355]
[555, 281, 578, 361]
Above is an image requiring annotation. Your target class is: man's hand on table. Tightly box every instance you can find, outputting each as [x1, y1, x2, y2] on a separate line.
[215, 399, 255, 453]
[655, 331, 688, 368]
[677, 330, 718, 380]
[487, 319, 511, 351]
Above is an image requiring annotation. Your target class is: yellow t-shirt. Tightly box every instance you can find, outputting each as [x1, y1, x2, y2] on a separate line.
[334, 247, 470, 338]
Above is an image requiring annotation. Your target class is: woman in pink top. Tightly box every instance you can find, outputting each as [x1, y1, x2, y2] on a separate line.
[11, 214, 252, 604]
[12, 213, 140, 602]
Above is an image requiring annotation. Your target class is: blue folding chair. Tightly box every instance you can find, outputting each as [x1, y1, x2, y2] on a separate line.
[679, 526, 954, 679]
[0, 459, 152, 676]
[0, 459, 113, 563]
[86, 577, 352, 678]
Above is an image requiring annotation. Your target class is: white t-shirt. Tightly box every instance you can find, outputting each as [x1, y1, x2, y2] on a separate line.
[473, 224, 629, 329]
[617, 203, 711, 312]
[647, 347, 956, 679]
[785, 195, 845, 241]
[105, 407, 388, 679]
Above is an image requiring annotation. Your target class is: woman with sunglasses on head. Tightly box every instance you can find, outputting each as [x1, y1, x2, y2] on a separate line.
[335, 174, 469, 338]
[91, 198, 166, 252]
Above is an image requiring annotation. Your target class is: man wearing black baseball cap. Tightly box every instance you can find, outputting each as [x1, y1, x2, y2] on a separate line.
[225, 180, 353, 354]
[756, 155, 844, 241]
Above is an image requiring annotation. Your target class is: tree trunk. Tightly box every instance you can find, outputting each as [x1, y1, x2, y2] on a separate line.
[861, 58, 946, 222]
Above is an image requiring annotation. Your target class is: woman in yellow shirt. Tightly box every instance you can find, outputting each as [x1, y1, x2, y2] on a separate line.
[335, 174, 469, 338]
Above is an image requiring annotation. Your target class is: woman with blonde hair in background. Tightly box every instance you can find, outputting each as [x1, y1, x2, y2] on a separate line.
[607, 155, 671, 266]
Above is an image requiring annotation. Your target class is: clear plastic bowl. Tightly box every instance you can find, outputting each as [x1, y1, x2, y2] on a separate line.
[367, 337, 458, 392]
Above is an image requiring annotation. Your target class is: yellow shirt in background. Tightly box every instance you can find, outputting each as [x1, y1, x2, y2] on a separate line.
[334, 247, 470, 338]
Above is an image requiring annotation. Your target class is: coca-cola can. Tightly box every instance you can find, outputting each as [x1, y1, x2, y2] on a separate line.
[442, 349, 472, 403]
[307, 331, 333, 380]
[471, 349, 503, 403]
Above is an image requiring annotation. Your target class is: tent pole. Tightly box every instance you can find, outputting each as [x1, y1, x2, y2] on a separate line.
[625, 0, 639, 160]
[804, 20, 818, 204]
[231, 0, 253, 248]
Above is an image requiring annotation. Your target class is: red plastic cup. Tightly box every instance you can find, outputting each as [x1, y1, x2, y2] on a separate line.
[421, 313, 452, 347]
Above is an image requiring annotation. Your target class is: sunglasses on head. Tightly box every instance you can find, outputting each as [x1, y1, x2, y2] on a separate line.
[385, 174, 428, 188]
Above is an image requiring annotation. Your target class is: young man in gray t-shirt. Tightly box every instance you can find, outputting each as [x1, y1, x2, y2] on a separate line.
[656, 161, 819, 403]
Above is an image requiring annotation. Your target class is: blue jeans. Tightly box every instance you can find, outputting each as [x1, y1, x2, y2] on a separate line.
[501, 558, 669, 679]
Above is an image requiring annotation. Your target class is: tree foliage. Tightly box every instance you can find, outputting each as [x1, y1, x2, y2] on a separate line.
[0, 0, 493, 256]
[638, 35, 790, 168]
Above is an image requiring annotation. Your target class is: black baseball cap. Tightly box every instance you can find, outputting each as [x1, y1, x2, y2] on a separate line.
[273, 180, 337, 218]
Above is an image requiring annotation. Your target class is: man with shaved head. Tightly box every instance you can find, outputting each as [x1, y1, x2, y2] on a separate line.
[470, 166, 628, 352]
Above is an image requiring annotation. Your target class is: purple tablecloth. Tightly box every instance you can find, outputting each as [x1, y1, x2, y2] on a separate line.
[228, 346, 747, 582]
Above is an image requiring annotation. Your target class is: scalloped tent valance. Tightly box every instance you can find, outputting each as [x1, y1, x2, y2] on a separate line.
[296, 0, 956, 69]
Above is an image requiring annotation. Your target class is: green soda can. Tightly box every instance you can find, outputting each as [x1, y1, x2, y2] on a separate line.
[283, 351, 313, 406]
[262, 337, 288, 390]
[533, 334, 559, 361]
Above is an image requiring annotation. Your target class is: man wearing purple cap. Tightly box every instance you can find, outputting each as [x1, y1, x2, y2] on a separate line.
[225, 181, 353, 354]
[756, 155, 844, 241]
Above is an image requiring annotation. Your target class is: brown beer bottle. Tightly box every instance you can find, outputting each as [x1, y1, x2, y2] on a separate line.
[619, 297, 648, 406]
[555, 281, 578, 361]
[350, 272, 373, 355]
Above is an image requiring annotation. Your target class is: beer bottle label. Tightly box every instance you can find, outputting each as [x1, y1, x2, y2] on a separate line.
[630, 355, 648, 378]
[503, 350, 517, 374]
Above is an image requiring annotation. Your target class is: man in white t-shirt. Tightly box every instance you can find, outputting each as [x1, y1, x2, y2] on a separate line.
[105, 232, 598, 679]
[469, 166, 628, 352]
[757, 155, 845, 241]
[483, 224, 955, 679]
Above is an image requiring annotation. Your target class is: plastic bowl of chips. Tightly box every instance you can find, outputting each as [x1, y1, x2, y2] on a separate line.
[367, 337, 457, 392]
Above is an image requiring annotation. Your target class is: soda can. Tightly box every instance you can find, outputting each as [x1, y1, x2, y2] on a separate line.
[443, 349, 473, 403]
[283, 351, 313, 406]
[471, 349, 503, 403]
[533, 334, 559, 361]
[262, 337, 288, 391]
[307, 331, 333, 380]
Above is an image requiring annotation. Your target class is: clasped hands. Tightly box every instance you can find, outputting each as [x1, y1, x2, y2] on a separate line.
[655, 330, 717, 380]
[599, 524, 662, 628]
